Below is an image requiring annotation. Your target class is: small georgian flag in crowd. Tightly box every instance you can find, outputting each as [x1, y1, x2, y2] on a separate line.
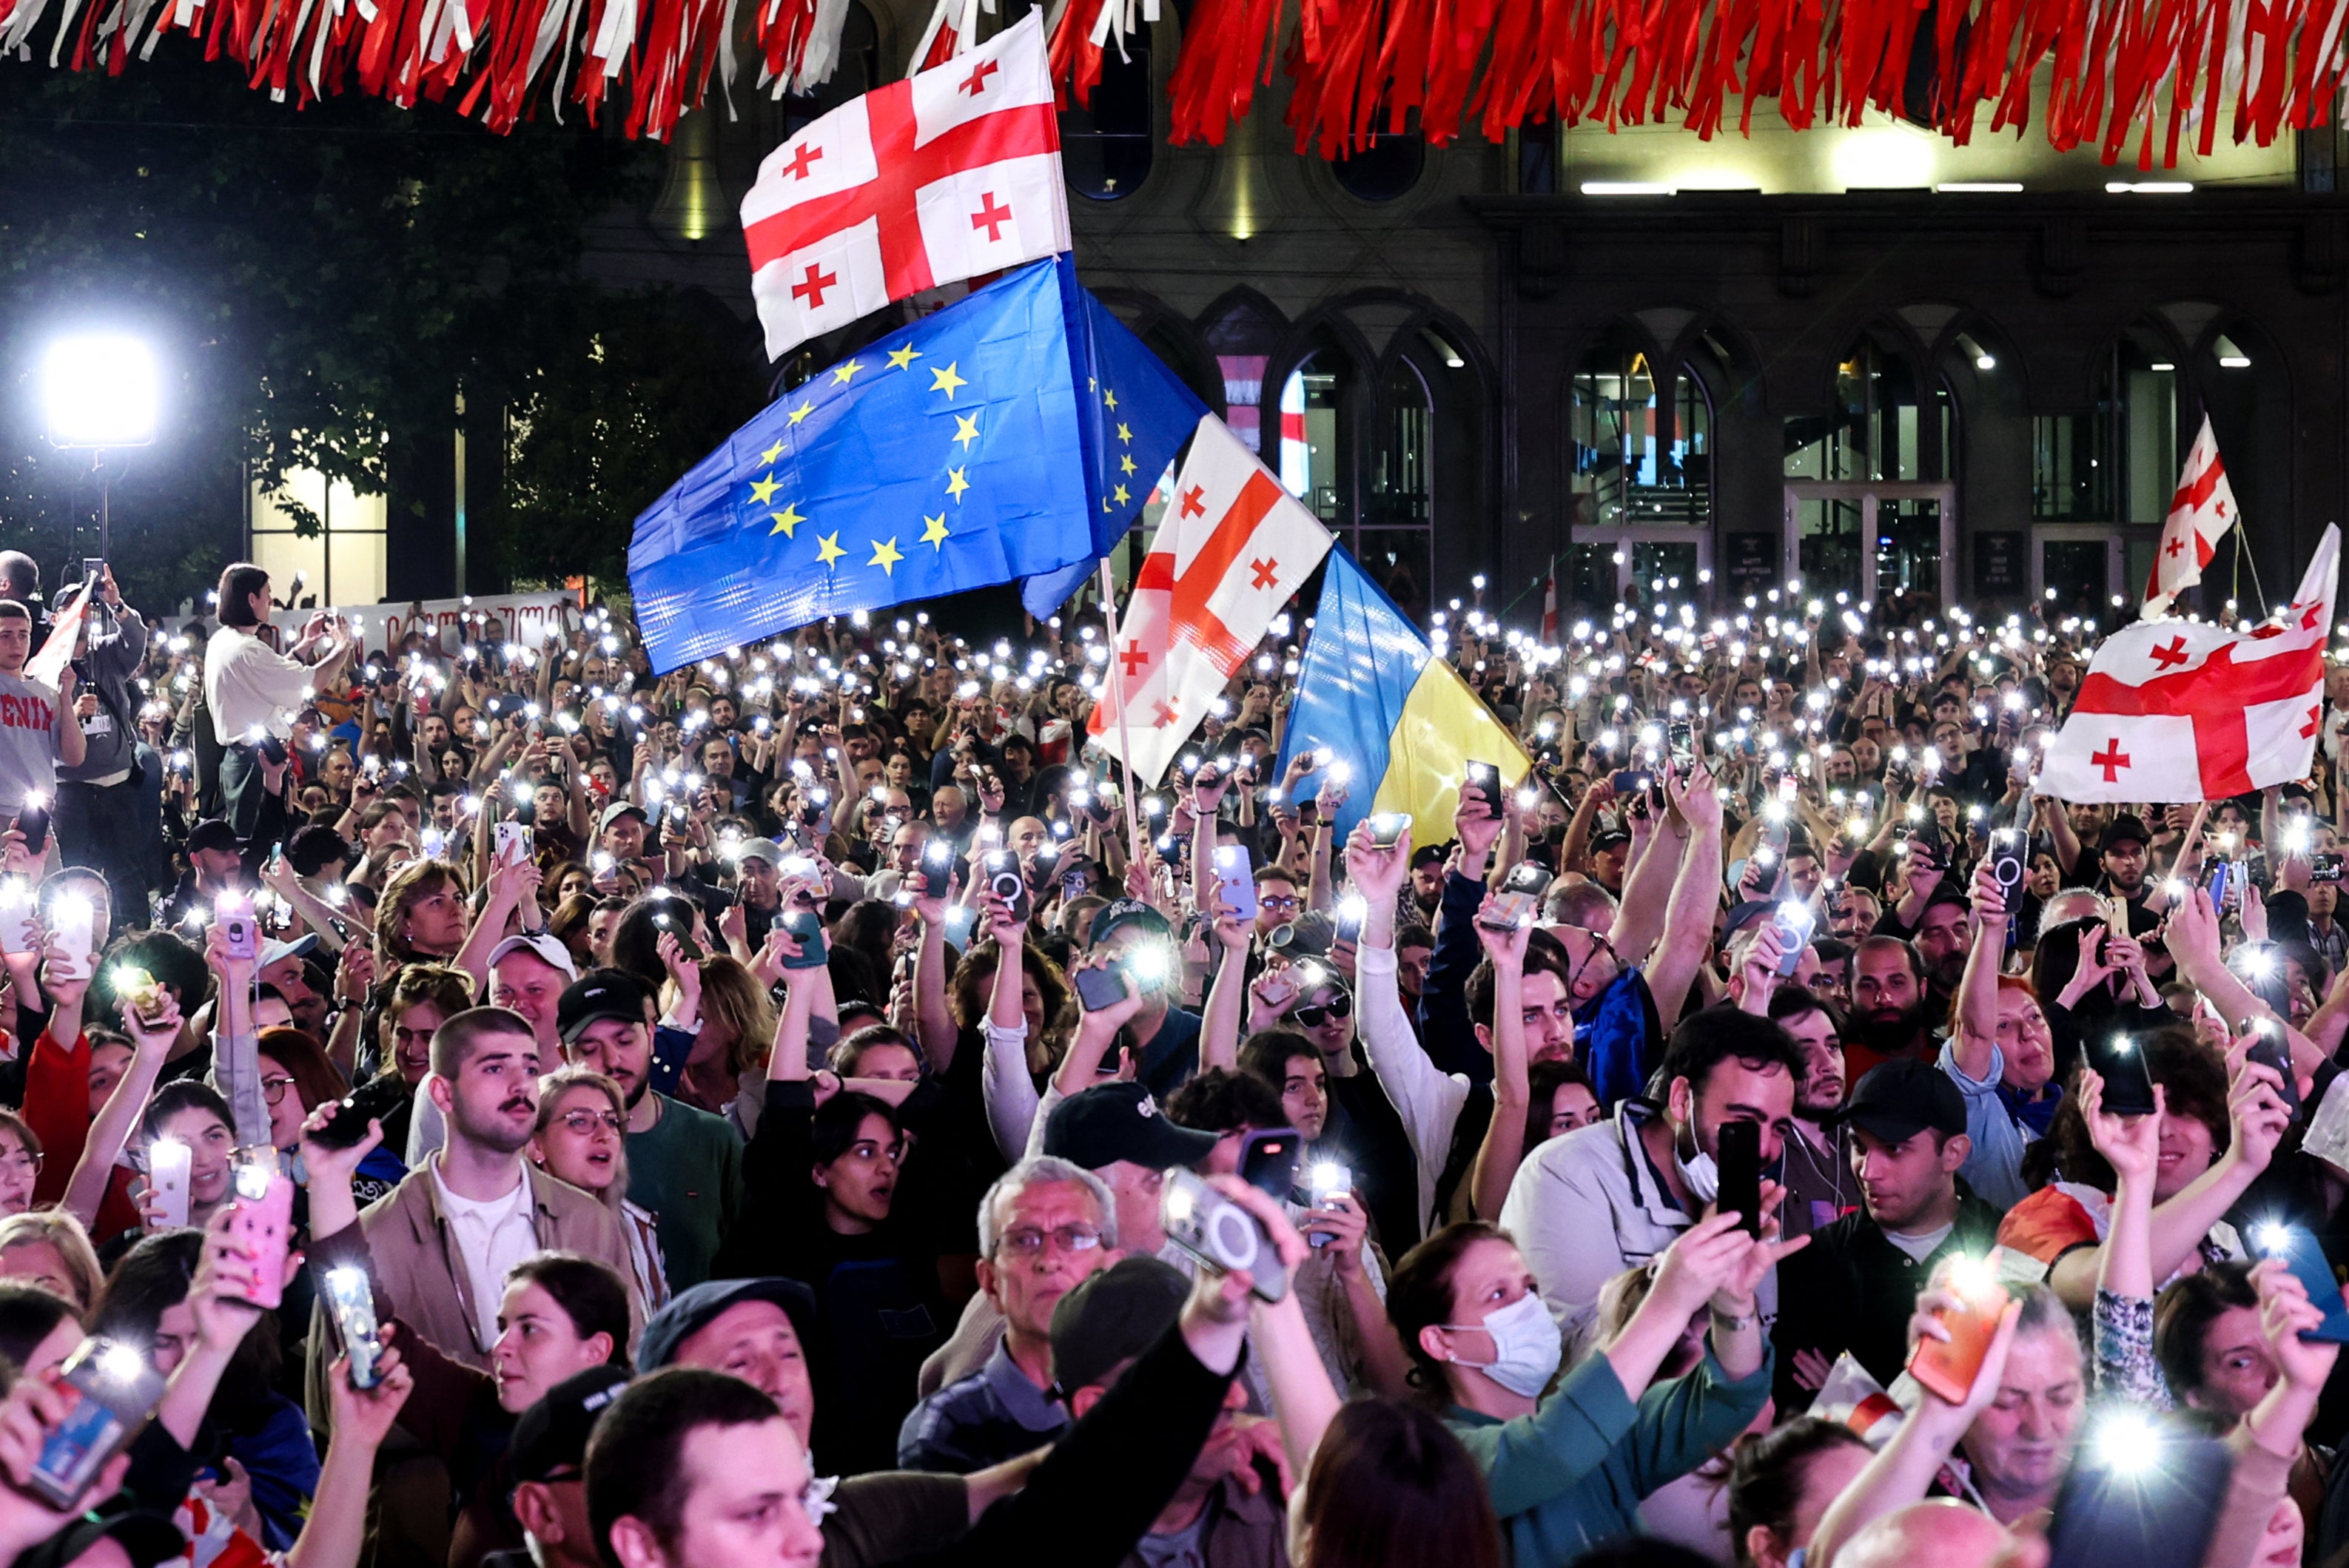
[1090, 414, 1334, 785]
[739, 8, 1072, 361]
[2142, 414, 2241, 618]
[2041, 525, 2339, 804]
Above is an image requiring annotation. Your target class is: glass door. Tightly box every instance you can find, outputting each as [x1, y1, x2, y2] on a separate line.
[1781, 482, 1956, 605]
[2032, 527, 2125, 621]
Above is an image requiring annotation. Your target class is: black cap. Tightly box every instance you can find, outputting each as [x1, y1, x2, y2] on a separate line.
[1042, 1082, 1220, 1172]
[2100, 812, 2152, 852]
[1834, 1058, 1968, 1144]
[1590, 828, 1632, 854]
[557, 967, 650, 1044]
[636, 1277, 820, 1373]
[186, 818, 240, 856]
[1409, 844, 1449, 869]
[510, 1365, 632, 1484]
[1049, 1256, 1189, 1394]
[1088, 898, 1172, 951]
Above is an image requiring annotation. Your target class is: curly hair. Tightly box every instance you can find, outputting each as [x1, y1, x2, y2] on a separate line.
[2020, 1023, 2230, 1193]
[947, 935, 1071, 1032]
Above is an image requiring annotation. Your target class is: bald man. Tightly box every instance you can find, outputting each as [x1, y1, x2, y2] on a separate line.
[1841, 1501, 2012, 1568]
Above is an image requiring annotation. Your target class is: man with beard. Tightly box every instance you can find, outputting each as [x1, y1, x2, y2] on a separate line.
[1910, 887, 1972, 1003]
[1846, 935, 1935, 1080]
[343, 1006, 642, 1370]
[1501, 1006, 1804, 1356]
[1769, 986, 1858, 1239]
[560, 969, 742, 1292]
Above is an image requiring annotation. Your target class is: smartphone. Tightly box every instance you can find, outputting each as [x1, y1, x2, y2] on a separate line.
[1717, 1119, 1761, 1239]
[2206, 859, 2233, 912]
[226, 1157, 292, 1310]
[2046, 1413, 2231, 1568]
[1906, 1259, 2011, 1404]
[1239, 1127, 1303, 1202]
[308, 1072, 409, 1151]
[1367, 812, 1409, 849]
[1334, 898, 1365, 944]
[1160, 1165, 1289, 1304]
[943, 905, 976, 947]
[25, 1339, 167, 1509]
[2086, 1032, 2157, 1117]
[1479, 861, 1548, 931]
[1061, 865, 1087, 902]
[1462, 760, 1499, 815]
[1770, 899, 1816, 976]
[256, 733, 288, 767]
[779, 909, 828, 969]
[320, 1266, 387, 1389]
[494, 821, 533, 861]
[1988, 829, 2028, 904]
[0, 882, 38, 958]
[1213, 845, 1258, 922]
[12, 795, 50, 855]
[2250, 1222, 2349, 1341]
[145, 1137, 190, 1230]
[1667, 720, 1697, 772]
[218, 895, 258, 962]
[1610, 770, 1655, 795]
[1303, 1160, 1352, 1250]
[2242, 1020, 2302, 1119]
[984, 850, 1032, 923]
[2316, 852, 2345, 885]
[1075, 962, 1132, 1014]
[82, 559, 104, 588]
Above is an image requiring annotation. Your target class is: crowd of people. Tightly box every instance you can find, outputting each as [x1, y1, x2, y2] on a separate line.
[0, 547, 2331, 1568]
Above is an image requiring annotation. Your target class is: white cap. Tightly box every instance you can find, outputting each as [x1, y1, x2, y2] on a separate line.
[487, 932, 578, 981]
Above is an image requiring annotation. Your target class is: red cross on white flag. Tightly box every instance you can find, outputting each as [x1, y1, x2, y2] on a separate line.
[1089, 414, 1335, 785]
[2141, 414, 2241, 619]
[739, 9, 1072, 362]
[2043, 524, 2339, 802]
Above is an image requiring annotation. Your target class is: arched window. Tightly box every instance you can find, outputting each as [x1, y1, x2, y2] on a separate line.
[1203, 294, 1284, 457]
[1278, 340, 1354, 525]
[1561, 326, 1713, 610]
[2034, 326, 2177, 522]
[1783, 328, 1953, 605]
[1331, 130, 1424, 203]
[1063, 36, 1153, 198]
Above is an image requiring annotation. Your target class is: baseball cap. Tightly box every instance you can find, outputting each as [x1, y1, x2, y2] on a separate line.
[259, 932, 319, 968]
[1409, 844, 1449, 871]
[489, 932, 579, 982]
[2100, 812, 2152, 852]
[186, 818, 240, 856]
[637, 1276, 820, 1373]
[1049, 1256, 1189, 1394]
[1721, 900, 1778, 939]
[597, 801, 648, 835]
[733, 838, 790, 867]
[557, 967, 649, 1044]
[1043, 1082, 1220, 1172]
[509, 1365, 633, 1484]
[1088, 898, 1172, 952]
[1590, 827, 1632, 855]
[1832, 1058, 1967, 1144]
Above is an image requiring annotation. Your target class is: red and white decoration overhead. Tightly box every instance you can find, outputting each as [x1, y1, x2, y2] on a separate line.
[2040, 525, 2340, 803]
[740, 8, 1068, 360]
[2143, 415, 2242, 619]
[15, 0, 2349, 157]
[1090, 414, 1334, 785]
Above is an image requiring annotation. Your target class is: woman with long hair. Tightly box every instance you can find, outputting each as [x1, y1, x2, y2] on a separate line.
[674, 956, 776, 1124]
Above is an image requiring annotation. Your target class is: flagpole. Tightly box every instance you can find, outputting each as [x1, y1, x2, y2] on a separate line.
[1096, 558, 1147, 869]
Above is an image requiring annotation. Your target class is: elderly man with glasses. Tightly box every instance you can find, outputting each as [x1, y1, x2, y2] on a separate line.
[896, 1156, 1123, 1473]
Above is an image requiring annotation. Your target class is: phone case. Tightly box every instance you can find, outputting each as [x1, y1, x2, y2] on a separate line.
[226, 1160, 292, 1309]
[2248, 1034, 2302, 1117]
[1717, 1120, 1761, 1238]
[1908, 1284, 2007, 1404]
[29, 1343, 164, 1510]
[494, 822, 532, 861]
[2047, 1417, 2230, 1568]
[2087, 1034, 2158, 1116]
[2255, 1226, 2349, 1342]
[147, 1140, 191, 1230]
[1214, 847, 1258, 921]
[1240, 1129, 1302, 1201]
[1075, 965, 1128, 1012]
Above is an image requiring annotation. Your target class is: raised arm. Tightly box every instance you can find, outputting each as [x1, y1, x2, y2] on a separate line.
[1197, 887, 1253, 1075]
[1467, 905, 1531, 1222]
[1952, 863, 2008, 1084]
[1641, 763, 1725, 1025]
[61, 989, 178, 1228]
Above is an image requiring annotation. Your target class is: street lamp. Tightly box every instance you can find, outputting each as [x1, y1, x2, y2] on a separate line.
[38, 333, 160, 557]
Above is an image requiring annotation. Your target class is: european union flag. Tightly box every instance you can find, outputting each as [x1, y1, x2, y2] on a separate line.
[628, 256, 1197, 673]
[1021, 260, 1211, 619]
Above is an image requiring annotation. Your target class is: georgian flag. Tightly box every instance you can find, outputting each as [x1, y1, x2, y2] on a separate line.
[2142, 415, 2241, 618]
[2042, 525, 2339, 803]
[739, 8, 1072, 361]
[1089, 415, 1334, 785]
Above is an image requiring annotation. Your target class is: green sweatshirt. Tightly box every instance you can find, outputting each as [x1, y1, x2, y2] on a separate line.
[1445, 1345, 1774, 1566]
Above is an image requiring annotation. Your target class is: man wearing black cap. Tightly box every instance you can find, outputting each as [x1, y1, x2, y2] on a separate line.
[159, 816, 249, 929]
[560, 969, 740, 1293]
[1770, 1058, 2003, 1405]
[493, 1366, 635, 1568]
[1047, 1257, 1283, 1568]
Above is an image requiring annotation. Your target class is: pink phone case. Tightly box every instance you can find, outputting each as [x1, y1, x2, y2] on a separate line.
[227, 1164, 292, 1308]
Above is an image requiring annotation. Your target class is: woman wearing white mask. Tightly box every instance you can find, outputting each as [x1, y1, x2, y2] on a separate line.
[1385, 1210, 1795, 1566]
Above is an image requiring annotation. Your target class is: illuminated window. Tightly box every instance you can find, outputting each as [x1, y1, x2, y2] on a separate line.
[248, 470, 387, 609]
[2034, 329, 2176, 522]
[1063, 37, 1152, 199]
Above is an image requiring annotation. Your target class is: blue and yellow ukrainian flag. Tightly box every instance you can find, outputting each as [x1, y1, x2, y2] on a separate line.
[1274, 546, 1530, 843]
[627, 256, 1203, 672]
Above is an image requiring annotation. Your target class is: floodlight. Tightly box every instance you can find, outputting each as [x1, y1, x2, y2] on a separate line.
[40, 334, 158, 449]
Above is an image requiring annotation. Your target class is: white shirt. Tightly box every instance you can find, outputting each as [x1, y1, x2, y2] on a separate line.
[430, 1157, 539, 1350]
[204, 625, 315, 744]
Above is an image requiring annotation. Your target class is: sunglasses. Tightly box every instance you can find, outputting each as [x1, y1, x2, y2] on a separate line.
[1293, 992, 1354, 1029]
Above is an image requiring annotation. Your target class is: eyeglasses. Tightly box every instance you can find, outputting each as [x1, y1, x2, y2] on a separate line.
[1563, 928, 1618, 1000]
[998, 1224, 1104, 1257]
[1259, 893, 1300, 912]
[261, 1075, 299, 1106]
[1293, 992, 1354, 1029]
[0, 1149, 43, 1175]
[555, 1109, 624, 1136]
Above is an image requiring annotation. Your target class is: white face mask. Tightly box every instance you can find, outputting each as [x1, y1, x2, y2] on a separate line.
[1674, 1110, 1718, 1202]
[1444, 1291, 1563, 1399]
